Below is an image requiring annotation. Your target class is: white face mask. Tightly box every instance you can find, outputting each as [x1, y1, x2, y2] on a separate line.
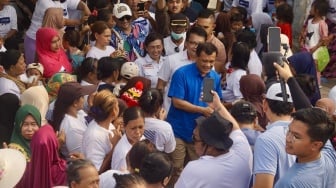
[171, 31, 185, 40]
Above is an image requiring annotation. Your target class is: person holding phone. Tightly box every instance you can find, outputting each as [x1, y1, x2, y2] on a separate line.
[124, 0, 157, 33]
[166, 42, 222, 185]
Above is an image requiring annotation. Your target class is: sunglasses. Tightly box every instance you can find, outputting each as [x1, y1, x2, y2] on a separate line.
[118, 15, 132, 21]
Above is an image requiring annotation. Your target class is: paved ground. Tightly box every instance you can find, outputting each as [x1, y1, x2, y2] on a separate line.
[321, 78, 336, 98]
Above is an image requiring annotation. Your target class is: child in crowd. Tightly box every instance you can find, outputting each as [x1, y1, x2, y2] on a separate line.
[63, 30, 85, 71]
[230, 13, 245, 33]
[276, 3, 294, 47]
[25, 63, 44, 85]
[301, 0, 329, 87]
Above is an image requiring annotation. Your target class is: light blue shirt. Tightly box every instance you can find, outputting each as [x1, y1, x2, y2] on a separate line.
[274, 142, 336, 188]
[253, 121, 296, 184]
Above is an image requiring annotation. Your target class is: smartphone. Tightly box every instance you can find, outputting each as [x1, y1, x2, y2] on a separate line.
[268, 27, 281, 52]
[202, 78, 214, 102]
[137, 2, 145, 12]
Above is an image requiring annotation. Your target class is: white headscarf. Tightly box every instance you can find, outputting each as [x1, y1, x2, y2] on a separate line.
[21, 86, 49, 125]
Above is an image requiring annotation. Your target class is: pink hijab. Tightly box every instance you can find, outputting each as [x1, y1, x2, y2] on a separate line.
[26, 125, 67, 188]
[36, 27, 72, 78]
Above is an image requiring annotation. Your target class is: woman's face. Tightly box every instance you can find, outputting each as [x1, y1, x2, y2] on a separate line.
[95, 28, 112, 46]
[21, 115, 39, 140]
[50, 36, 62, 52]
[125, 117, 144, 145]
[146, 39, 163, 61]
[11, 54, 26, 76]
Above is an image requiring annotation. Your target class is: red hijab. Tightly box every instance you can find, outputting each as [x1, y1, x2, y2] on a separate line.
[36, 27, 72, 78]
[26, 125, 66, 188]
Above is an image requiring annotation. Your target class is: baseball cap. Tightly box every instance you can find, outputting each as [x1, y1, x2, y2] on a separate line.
[198, 112, 233, 151]
[120, 62, 139, 80]
[170, 13, 188, 27]
[0, 149, 27, 188]
[57, 82, 97, 105]
[266, 82, 293, 102]
[113, 3, 132, 19]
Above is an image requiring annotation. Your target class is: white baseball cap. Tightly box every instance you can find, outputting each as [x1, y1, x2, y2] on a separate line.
[0, 149, 27, 188]
[266, 82, 293, 103]
[113, 3, 132, 19]
[120, 62, 140, 80]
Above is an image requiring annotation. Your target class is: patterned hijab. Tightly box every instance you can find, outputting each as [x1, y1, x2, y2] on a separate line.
[45, 72, 77, 102]
[9, 104, 41, 161]
[36, 27, 72, 78]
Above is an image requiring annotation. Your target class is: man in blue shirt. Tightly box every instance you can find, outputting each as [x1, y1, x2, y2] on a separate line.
[275, 108, 336, 188]
[166, 42, 222, 185]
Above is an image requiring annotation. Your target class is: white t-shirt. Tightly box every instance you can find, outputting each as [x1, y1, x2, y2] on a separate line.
[144, 117, 176, 153]
[60, 110, 87, 158]
[0, 77, 20, 98]
[82, 120, 114, 170]
[175, 130, 253, 188]
[86, 46, 115, 60]
[157, 50, 193, 111]
[163, 36, 185, 56]
[99, 170, 128, 188]
[0, 5, 17, 37]
[232, 0, 265, 16]
[111, 134, 132, 171]
[135, 54, 165, 88]
[111, 134, 145, 171]
[222, 68, 246, 102]
[248, 49, 263, 77]
[26, 0, 79, 40]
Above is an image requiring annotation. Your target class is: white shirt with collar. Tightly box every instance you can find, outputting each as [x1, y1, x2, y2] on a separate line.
[157, 50, 193, 111]
[163, 35, 186, 56]
[135, 54, 165, 88]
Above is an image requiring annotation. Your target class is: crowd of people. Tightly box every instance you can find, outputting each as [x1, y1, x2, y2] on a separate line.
[0, 0, 336, 187]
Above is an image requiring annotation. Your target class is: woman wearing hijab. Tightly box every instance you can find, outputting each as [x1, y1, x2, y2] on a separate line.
[36, 27, 72, 78]
[288, 51, 321, 106]
[25, 125, 67, 188]
[21, 86, 49, 126]
[0, 93, 20, 147]
[240, 74, 268, 129]
[9, 104, 41, 162]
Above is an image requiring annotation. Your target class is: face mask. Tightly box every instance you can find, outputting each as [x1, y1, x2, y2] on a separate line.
[171, 31, 185, 40]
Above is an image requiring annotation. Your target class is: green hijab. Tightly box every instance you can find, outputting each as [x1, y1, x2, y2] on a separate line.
[10, 104, 41, 161]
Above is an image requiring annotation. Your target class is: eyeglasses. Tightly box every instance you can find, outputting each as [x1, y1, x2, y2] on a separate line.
[118, 15, 132, 21]
[192, 134, 203, 143]
[174, 46, 180, 52]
